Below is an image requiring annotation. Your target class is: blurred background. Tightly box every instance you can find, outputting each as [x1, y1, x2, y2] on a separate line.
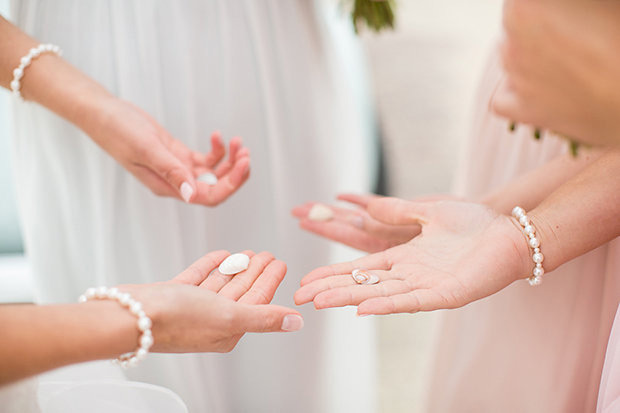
[0, 1, 501, 411]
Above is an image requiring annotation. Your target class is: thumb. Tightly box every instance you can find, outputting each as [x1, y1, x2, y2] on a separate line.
[232, 304, 304, 333]
[367, 197, 429, 226]
[149, 149, 196, 203]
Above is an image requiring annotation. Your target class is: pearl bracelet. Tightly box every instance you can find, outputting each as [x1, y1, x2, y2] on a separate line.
[11, 43, 62, 100]
[78, 286, 153, 368]
[511, 206, 545, 286]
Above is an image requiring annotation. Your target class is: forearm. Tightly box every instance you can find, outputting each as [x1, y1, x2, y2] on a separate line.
[481, 148, 604, 214]
[525, 150, 620, 272]
[0, 15, 112, 134]
[0, 301, 137, 386]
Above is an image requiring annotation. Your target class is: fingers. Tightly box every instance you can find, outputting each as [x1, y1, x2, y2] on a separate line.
[299, 251, 391, 287]
[313, 279, 411, 309]
[337, 193, 379, 208]
[168, 250, 231, 285]
[193, 152, 250, 206]
[214, 137, 242, 177]
[357, 289, 451, 315]
[231, 304, 304, 333]
[147, 148, 197, 203]
[238, 259, 287, 305]
[298, 218, 394, 253]
[217, 251, 276, 301]
[199, 250, 256, 292]
[367, 197, 429, 226]
[203, 131, 226, 169]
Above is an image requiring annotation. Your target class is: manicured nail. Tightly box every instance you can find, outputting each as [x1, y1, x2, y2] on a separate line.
[281, 314, 304, 331]
[180, 182, 193, 203]
[348, 215, 364, 229]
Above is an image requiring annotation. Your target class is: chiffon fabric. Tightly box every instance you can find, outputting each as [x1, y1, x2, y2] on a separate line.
[426, 50, 620, 412]
[9, 1, 377, 411]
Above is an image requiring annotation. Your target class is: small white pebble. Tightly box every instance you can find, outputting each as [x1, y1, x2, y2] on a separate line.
[308, 204, 334, 222]
[218, 253, 250, 275]
[197, 172, 218, 185]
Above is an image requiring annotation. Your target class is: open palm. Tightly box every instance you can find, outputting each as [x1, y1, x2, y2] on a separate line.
[295, 199, 531, 315]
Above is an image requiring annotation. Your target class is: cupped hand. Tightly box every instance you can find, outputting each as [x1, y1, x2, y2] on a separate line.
[292, 193, 459, 253]
[124, 250, 303, 353]
[492, 0, 620, 147]
[294, 198, 531, 316]
[83, 98, 251, 206]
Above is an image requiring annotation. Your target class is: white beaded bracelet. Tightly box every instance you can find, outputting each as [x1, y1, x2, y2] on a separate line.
[78, 286, 154, 368]
[511, 206, 545, 286]
[11, 43, 62, 100]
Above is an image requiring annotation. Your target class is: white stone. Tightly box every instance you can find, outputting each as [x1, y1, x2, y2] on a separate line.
[218, 253, 250, 275]
[308, 204, 334, 222]
[197, 172, 218, 185]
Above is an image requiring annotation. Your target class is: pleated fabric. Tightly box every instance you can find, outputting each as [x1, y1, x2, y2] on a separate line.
[426, 49, 620, 413]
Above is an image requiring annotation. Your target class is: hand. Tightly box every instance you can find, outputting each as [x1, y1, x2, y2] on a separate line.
[123, 250, 303, 353]
[492, 0, 620, 148]
[82, 98, 251, 206]
[294, 198, 531, 316]
[292, 193, 459, 253]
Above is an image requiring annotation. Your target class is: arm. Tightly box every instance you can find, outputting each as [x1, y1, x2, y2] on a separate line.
[291, 148, 604, 252]
[492, 0, 620, 148]
[0, 16, 250, 206]
[295, 151, 620, 315]
[0, 251, 303, 386]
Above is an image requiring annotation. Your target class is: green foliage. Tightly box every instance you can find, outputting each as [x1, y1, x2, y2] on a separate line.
[349, 0, 396, 33]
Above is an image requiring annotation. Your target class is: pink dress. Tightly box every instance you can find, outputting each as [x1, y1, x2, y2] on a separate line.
[426, 50, 620, 412]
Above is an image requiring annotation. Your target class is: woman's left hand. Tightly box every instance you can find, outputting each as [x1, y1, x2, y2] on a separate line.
[295, 198, 531, 315]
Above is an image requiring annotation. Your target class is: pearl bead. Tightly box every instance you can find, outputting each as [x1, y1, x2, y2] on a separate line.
[529, 237, 540, 248]
[524, 225, 535, 236]
[13, 67, 23, 79]
[512, 206, 525, 218]
[95, 286, 107, 298]
[533, 252, 544, 263]
[20, 56, 31, 66]
[140, 334, 154, 349]
[528, 276, 542, 286]
[106, 287, 119, 298]
[519, 215, 529, 227]
[136, 348, 148, 360]
[533, 267, 545, 277]
[138, 316, 152, 332]
[534, 247, 540, 253]
[130, 301, 142, 314]
[118, 293, 131, 305]
[10, 80, 19, 91]
[85, 287, 97, 299]
[78, 295, 87, 303]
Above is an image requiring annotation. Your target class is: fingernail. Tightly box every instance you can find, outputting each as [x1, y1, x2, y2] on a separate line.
[348, 215, 364, 229]
[180, 182, 193, 203]
[281, 314, 304, 331]
[357, 313, 370, 317]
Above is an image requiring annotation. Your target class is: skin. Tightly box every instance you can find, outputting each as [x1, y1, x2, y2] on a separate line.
[0, 250, 303, 386]
[292, 149, 603, 253]
[0, 16, 249, 205]
[294, 151, 620, 315]
[492, 0, 620, 147]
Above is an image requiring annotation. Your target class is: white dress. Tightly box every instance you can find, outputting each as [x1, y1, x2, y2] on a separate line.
[9, 1, 378, 411]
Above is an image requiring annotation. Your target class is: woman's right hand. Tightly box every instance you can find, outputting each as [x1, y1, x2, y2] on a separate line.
[81, 98, 251, 206]
[122, 250, 303, 353]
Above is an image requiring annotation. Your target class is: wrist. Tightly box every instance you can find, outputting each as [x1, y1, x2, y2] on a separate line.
[506, 215, 534, 281]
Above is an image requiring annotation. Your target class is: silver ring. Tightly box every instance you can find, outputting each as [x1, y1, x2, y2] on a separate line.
[352, 269, 379, 285]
